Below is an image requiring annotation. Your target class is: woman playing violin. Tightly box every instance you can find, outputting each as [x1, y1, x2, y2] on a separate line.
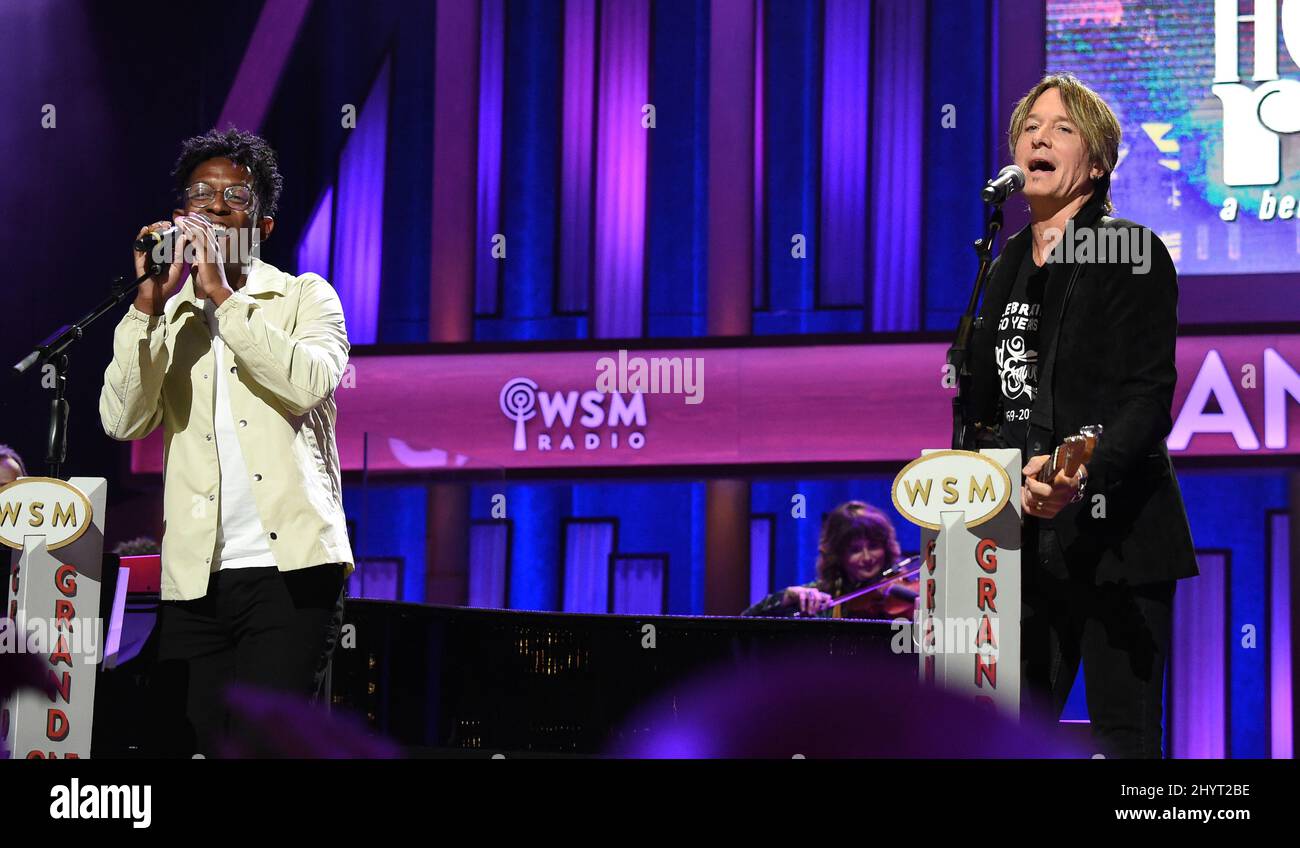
[742, 501, 911, 619]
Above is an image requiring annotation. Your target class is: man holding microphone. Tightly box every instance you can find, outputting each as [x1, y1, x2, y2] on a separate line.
[100, 128, 353, 756]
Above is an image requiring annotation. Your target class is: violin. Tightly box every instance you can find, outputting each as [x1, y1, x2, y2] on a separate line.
[786, 555, 922, 619]
[828, 555, 922, 619]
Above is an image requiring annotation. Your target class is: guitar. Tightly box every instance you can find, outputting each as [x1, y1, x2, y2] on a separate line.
[1032, 423, 1102, 492]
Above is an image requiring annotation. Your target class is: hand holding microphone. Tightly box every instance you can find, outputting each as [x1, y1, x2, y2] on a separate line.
[132, 220, 188, 316]
[175, 214, 235, 303]
[131, 214, 233, 314]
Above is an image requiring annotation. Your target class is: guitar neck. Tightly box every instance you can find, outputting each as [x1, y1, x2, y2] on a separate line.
[1035, 428, 1101, 483]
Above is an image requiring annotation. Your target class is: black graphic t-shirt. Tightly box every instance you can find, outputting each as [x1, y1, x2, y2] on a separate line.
[995, 251, 1048, 450]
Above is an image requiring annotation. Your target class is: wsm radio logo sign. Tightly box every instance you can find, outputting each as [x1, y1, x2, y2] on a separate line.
[499, 377, 647, 453]
[1212, 0, 1300, 188]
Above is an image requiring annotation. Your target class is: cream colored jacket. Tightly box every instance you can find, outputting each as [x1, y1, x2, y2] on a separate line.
[99, 257, 354, 600]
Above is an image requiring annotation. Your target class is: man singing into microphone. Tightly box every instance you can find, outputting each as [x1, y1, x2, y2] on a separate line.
[967, 74, 1197, 758]
[99, 128, 353, 756]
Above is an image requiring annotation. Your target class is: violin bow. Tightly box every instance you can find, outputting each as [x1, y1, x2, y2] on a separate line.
[821, 555, 923, 611]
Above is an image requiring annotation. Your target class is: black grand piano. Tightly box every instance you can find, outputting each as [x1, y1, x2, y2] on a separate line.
[86, 554, 915, 759]
[88, 555, 1081, 758]
[92, 584, 909, 756]
[327, 600, 909, 756]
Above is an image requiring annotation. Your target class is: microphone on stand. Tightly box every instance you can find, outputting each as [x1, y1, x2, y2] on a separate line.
[980, 164, 1025, 204]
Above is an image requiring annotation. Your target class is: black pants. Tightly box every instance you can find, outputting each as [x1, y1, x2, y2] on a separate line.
[155, 563, 346, 757]
[1021, 524, 1175, 759]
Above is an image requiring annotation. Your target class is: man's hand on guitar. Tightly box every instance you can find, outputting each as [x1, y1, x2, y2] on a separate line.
[1022, 455, 1085, 519]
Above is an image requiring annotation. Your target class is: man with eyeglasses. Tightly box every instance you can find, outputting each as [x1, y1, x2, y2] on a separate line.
[99, 128, 354, 757]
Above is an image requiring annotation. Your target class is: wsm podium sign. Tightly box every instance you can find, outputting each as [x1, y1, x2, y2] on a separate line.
[893, 450, 1022, 719]
[0, 477, 107, 759]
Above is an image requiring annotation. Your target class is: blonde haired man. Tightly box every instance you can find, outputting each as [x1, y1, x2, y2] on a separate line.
[969, 74, 1197, 758]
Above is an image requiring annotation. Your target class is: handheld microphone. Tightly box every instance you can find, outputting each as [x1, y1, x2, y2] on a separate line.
[981, 164, 1025, 204]
[133, 222, 232, 258]
[133, 226, 178, 253]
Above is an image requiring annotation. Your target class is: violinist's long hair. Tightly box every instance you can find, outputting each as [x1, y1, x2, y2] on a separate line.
[814, 501, 900, 595]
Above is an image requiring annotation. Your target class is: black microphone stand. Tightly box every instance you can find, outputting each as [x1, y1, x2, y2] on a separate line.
[12, 259, 161, 480]
[948, 202, 1005, 451]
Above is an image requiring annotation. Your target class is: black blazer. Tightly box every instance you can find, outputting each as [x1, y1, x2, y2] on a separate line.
[968, 193, 1198, 586]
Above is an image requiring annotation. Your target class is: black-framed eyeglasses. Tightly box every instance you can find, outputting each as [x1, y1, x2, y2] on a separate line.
[184, 182, 256, 212]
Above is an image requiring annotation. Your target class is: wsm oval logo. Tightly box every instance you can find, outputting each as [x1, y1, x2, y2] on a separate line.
[891, 451, 1012, 531]
[0, 477, 94, 551]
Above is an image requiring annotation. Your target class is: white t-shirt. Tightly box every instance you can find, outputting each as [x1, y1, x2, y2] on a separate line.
[204, 297, 278, 570]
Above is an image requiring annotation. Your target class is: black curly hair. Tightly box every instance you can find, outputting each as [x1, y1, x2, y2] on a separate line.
[171, 127, 283, 218]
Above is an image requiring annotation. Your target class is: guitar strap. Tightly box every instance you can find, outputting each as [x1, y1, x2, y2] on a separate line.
[1025, 215, 1114, 459]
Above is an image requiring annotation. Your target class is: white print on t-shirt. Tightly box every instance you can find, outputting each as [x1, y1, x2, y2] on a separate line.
[996, 333, 1037, 405]
[998, 299, 1041, 333]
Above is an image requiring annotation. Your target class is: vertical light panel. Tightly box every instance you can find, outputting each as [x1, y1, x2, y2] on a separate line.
[593, 0, 650, 338]
[475, 0, 505, 315]
[868, 0, 924, 331]
[1270, 512, 1292, 759]
[297, 185, 333, 278]
[501, 486, 560, 610]
[752, 0, 766, 311]
[750, 516, 773, 605]
[1172, 551, 1229, 758]
[645, 0, 709, 338]
[923, 0, 990, 330]
[562, 520, 615, 613]
[994, 0, 1045, 239]
[468, 521, 509, 608]
[558, 0, 597, 313]
[429, 0, 480, 343]
[707, 0, 756, 336]
[333, 57, 391, 345]
[754, 0, 827, 334]
[704, 479, 752, 615]
[819, 0, 869, 308]
[611, 555, 666, 615]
